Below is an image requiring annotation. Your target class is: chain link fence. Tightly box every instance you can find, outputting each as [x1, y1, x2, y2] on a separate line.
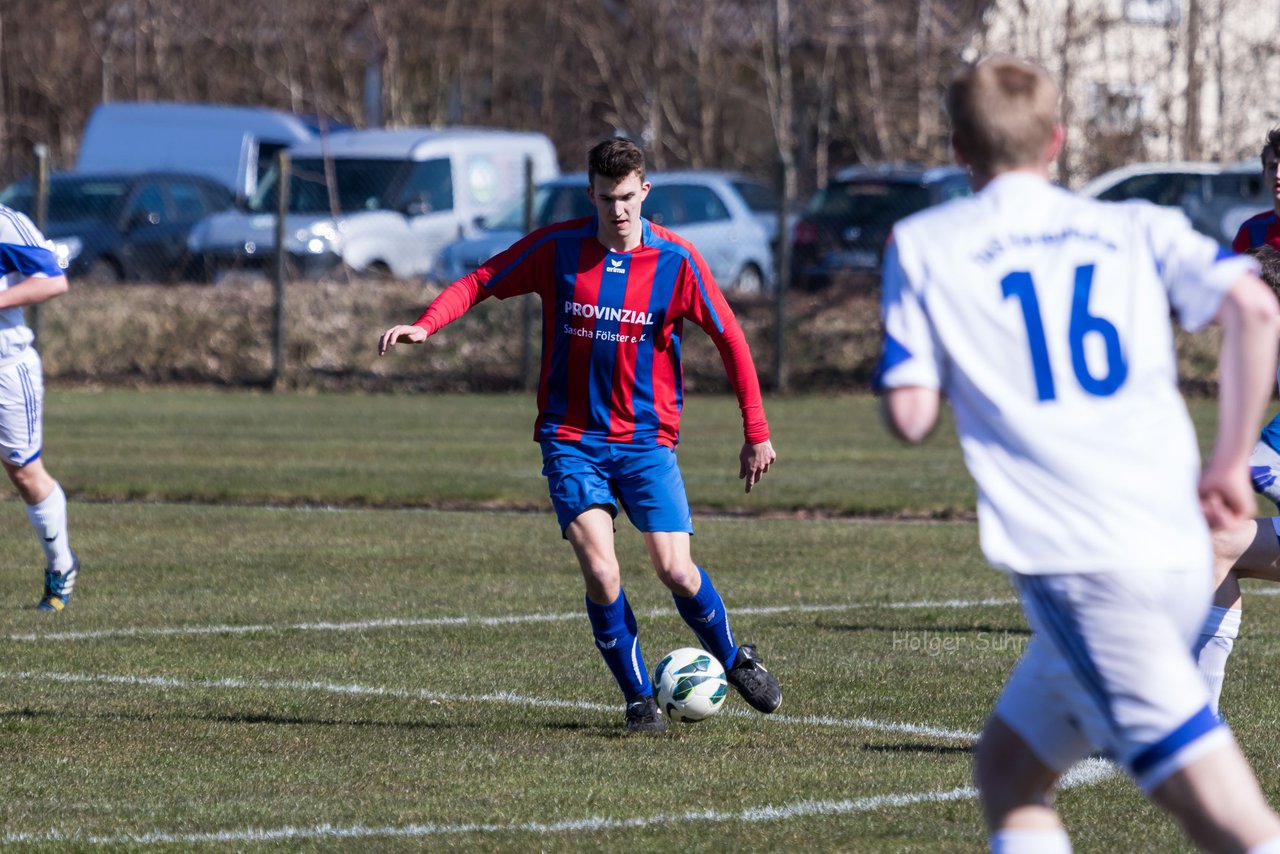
[4, 143, 975, 393]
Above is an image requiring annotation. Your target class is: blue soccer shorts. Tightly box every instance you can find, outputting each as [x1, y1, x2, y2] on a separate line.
[540, 439, 694, 535]
[1250, 439, 1280, 511]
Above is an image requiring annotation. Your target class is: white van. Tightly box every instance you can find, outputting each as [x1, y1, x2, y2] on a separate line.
[76, 102, 317, 199]
[186, 127, 559, 280]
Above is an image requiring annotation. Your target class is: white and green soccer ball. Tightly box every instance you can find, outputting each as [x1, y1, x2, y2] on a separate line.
[653, 647, 728, 722]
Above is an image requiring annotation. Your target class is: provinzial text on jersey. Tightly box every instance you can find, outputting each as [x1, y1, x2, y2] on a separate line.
[564, 300, 654, 326]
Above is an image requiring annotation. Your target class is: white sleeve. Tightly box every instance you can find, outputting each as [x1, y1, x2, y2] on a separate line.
[877, 235, 943, 390]
[1142, 204, 1257, 332]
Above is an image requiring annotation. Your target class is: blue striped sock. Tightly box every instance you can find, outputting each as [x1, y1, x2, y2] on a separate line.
[672, 566, 738, 666]
[585, 590, 651, 702]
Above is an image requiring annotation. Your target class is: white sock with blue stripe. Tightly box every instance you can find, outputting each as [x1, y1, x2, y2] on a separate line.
[25, 481, 73, 573]
[1193, 606, 1240, 717]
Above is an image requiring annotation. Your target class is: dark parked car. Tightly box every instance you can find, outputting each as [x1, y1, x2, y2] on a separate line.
[791, 164, 970, 289]
[0, 171, 234, 282]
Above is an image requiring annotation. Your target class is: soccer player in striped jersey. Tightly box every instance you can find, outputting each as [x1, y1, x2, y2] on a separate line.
[379, 138, 781, 734]
[879, 56, 1280, 852]
[1232, 130, 1280, 255]
[0, 203, 79, 612]
[1232, 129, 1280, 513]
[1196, 245, 1280, 717]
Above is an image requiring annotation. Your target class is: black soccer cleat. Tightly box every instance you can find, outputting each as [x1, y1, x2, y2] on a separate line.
[726, 644, 782, 713]
[624, 696, 668, 734]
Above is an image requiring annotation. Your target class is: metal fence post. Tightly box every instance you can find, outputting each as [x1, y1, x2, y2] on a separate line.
[271, 151, 290, 390]
[520, 155, 536, 391]
[774, 155, 792, 393]
[31, 143, 49, 350]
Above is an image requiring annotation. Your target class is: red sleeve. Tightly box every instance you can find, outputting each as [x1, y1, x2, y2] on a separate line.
[412, 226, 555, 334]
[412, 274, 484, 334]
[678, 253, 771, 445]
[1232, 224, 1249, 254]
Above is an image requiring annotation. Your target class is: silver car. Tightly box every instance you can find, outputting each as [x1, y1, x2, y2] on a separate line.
[432, 171, 781, 293]
[1079, 160, 1268, 246]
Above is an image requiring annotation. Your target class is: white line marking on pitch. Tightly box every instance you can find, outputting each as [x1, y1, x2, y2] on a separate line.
[0, 669, 981, 741]
[5, 597, 1018, 643]
[0, 757, 1115, 846]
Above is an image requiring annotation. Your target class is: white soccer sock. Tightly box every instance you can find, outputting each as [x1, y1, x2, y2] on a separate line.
[990, 827, 1071, 853]
[25, 481, 74, 573]
[1248, 837, 1280, 854]
[1194, 606, 1241, 717]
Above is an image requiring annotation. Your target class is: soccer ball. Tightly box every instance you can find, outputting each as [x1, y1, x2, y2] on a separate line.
[653, 647, 728, 722]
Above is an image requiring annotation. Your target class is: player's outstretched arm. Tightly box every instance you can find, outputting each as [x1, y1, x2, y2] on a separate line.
[1200, 273, 1280, 529]
[739, 439, 776, 494]
[377, 324, 429, 356]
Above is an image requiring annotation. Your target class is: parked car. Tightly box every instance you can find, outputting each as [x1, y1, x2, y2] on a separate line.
[431, 173, 595, 284]
[432, 171, 782, 293]
[187, 127, 559, 281]
[0, 171, 234, 282]
[1079, 160, 1269, 246]
[76, 102, 318, 200]
[790, 164, 971, 289]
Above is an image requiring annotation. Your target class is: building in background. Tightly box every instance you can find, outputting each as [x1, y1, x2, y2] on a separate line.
[972, 0, 1277, 185]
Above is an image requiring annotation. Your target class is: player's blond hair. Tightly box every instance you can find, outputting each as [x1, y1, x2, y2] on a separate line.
[947, 55, 1061, 174]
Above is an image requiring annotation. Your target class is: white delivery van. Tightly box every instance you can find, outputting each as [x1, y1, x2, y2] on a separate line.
[187, 127, 559, 280]
[76, 102, 317, 199]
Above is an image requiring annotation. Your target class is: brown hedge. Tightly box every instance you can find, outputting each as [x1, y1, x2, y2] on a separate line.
[35, 276, 1223, 394]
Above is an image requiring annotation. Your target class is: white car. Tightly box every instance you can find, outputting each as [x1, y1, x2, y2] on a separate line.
[187, 127, 559, 280]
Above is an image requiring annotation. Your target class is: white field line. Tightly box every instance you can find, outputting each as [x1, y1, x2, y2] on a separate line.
[0, 758, 1116, 847]
[5, 597, 1018, 643]
[0, 669, 981, 741]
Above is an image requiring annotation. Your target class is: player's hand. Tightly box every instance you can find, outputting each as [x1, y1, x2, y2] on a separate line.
[378, 324, 429, 356]
[1198, 456, 1253, 531]
[739, 439, 776, 494]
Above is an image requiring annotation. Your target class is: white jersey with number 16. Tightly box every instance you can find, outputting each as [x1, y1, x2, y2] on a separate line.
[878, 172, 1255, 575]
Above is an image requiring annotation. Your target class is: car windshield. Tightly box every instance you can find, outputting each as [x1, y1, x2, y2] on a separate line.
[0, 178, 127, 222]
[487, 184, 594, 231]
[732, 180, 779, 213]
[807, 181, 931, 222]
[247, 158, 405, 214]
[487, 196, 529, 231]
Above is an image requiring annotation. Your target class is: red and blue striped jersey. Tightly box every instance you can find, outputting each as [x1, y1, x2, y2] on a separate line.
[1233, 209, 1280, 252]
[413, 217, 770, 448]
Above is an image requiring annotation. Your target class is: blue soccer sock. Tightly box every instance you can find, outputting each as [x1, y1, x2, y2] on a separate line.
[672, 566, 738, 667]
[585, 590, 651, 703]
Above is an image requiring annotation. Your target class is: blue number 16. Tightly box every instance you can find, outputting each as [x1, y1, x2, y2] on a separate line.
[1000, 264, 1128, 401]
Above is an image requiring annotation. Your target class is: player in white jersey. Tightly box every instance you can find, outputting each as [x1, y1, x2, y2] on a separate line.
[1195, 245, 1280, 716]
[879, 56, 1280, 853]
[0, 204, 78, 611]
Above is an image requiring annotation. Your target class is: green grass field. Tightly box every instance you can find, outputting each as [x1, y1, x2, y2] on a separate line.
[1, 389, 1276, 852]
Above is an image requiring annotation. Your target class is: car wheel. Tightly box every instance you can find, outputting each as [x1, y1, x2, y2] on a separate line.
[733, 264, 764, 295]
[84, 258, 123, 284]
